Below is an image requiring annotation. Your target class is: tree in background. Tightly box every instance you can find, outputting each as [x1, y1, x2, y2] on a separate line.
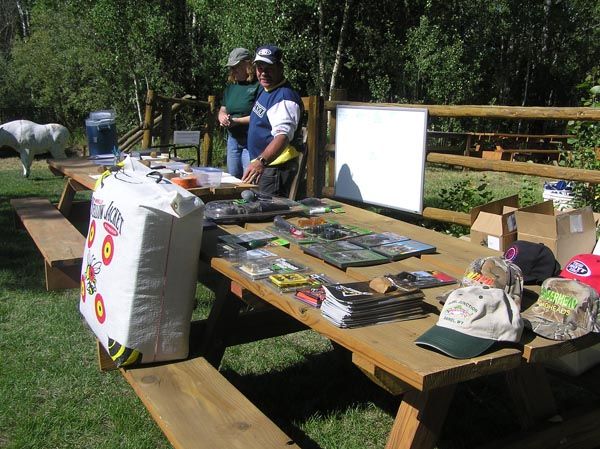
[0, 0, 598, 136]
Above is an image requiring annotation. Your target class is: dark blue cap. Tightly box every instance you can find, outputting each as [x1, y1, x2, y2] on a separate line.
[254, 45, 283, 64]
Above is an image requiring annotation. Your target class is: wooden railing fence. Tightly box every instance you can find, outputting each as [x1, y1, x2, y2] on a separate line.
[120, 90, 216, 166]
[123, 90, 600, 228]
[306, 93, 600, 227]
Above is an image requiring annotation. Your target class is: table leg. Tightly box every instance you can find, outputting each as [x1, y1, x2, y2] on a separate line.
[57, 179, 77, 217]
[505, 364, 557, 430]
[385, 384, 456, 449]
[464, 134, 472, 157]
[199, 274, 243, 368]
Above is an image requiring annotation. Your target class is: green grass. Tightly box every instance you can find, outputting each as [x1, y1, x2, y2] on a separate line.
[0, 153, 596, 449]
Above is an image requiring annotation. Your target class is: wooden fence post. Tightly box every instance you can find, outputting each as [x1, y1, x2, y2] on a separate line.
[305, 95, 323, 197]
[202, 95, 216, 166]
[141, 89, 155, 150]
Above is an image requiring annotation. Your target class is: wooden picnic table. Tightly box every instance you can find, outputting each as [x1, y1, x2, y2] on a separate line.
[42, 176, 598, 448]
[47, 157, 256, 217]
[464, 131, 574, 162]
[199, 200, 600, 449]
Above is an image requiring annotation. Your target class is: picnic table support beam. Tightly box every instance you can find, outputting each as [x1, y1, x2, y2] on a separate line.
[57, 178, 88, 217]
[505, 364, 558, 430]
[385, 385, 456, 449]
[199, 276, 244, 368]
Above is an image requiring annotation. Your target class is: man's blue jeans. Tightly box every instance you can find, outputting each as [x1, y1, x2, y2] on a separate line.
[226, 134, 250, 179]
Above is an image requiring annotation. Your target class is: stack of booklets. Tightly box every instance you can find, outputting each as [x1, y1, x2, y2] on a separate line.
[320, 281, 428, 328]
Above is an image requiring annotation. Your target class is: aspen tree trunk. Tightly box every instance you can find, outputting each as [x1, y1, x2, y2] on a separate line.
[318, 1, 326, 97]
[15, 0, 30, 38]
[328, 0, 352, 100]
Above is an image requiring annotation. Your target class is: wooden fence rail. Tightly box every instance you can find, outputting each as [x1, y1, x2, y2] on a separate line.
[311, 96, 600, 226]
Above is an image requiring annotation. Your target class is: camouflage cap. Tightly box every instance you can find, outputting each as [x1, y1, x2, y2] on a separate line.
[438, 256, 524, 309]
[521, 277, 600, 341]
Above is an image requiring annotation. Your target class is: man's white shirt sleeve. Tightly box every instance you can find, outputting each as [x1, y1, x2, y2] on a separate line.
[267, 100, 301, 140]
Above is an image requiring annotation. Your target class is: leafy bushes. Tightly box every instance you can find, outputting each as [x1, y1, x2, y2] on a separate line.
[562, 70, 600, 210]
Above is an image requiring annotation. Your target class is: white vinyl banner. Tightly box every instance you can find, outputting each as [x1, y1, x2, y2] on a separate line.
[79, 157, 204, 366]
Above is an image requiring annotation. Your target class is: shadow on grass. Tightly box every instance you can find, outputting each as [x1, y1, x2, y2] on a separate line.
[218, 346, 536, 449]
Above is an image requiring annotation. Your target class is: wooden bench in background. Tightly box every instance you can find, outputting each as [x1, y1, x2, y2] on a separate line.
[11, 197, 85, 290]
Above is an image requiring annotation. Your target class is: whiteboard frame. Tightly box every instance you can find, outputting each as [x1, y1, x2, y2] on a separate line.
[334, 105, 428, 214]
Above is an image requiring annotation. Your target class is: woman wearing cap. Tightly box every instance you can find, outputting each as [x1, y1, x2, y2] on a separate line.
[218, 48, 259, 179]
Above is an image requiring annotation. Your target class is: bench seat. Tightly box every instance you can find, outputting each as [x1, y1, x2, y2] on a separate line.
[121, 357, 300, 449]
[11, 197, 85, 290]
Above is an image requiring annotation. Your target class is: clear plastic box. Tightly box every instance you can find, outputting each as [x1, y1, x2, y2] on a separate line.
[192, 167, 223, 187]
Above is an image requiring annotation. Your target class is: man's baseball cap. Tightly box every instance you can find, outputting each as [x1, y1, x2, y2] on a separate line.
[225, 48, 250, 67]
[503, 241, 561, 285]
[438, 256, 524, 309]
[416, 285, 524, 359]
[254, 45, 283, 64]
[560, 254, 600, 294]
[522, 277, 600, 341]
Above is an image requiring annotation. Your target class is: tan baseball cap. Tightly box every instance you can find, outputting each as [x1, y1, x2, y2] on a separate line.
[417, 285, 524, 359]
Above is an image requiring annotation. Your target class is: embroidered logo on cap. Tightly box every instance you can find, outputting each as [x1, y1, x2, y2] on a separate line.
[565, 259, 591, 277]
[257, 48, 272, 56]
[504, 246, 518, 261]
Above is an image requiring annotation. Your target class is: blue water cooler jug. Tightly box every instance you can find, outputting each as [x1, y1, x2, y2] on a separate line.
[86, 110, 118, 156]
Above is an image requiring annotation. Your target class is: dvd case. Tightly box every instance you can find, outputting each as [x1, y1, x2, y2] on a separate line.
[347, 232, 409, 248]
[370, 239, 436, 261]
[235, 258, 306, 280]
[323, 249, 389, 269]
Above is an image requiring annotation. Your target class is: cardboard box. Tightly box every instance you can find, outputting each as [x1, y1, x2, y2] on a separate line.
[470, 195, 519, 252]
[514, 201, 596, 267]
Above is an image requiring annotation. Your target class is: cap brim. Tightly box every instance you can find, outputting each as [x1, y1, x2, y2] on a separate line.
[415, 325, 495, 359]
[254, 55, 275, 64]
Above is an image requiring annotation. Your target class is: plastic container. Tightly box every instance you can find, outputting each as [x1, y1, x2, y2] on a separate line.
[86, 110, 118, 156]
[192, 167, 223, 187]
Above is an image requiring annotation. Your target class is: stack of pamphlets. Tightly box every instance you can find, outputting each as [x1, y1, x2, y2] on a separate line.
[320, 281, 428, 328]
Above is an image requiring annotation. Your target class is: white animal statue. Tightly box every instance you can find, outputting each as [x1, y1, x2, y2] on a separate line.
[0, 120, 70, 177]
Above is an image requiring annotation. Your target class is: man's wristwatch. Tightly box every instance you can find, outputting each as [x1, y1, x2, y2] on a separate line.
[257, 156, 268, 166]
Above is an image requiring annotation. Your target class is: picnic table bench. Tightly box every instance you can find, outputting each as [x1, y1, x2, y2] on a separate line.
[120, 357, 299, 449]
[11, 197, 85, 290]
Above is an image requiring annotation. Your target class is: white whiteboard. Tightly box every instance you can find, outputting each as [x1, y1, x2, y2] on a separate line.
[334, 105, 428, 214]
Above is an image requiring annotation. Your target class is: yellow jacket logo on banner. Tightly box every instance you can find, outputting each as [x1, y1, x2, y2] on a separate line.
[80, 157, 204, 367]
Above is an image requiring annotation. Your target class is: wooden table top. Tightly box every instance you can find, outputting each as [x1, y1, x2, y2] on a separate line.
[47, 157, 256, 200]
[212, 200, 600, 391]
